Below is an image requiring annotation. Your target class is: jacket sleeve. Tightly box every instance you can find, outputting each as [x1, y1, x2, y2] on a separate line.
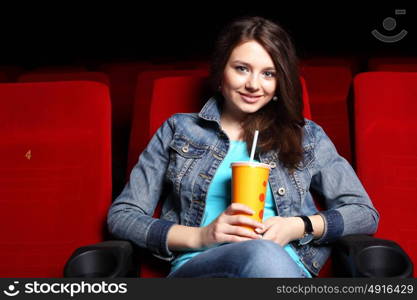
[107, 117, 176, 260]
[307, 121, 380, 245]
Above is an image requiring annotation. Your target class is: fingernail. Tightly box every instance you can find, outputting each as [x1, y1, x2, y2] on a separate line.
[255, 228, 262, 233]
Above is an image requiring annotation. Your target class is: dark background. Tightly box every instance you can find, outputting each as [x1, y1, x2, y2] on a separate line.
[0, 4, 415, 68]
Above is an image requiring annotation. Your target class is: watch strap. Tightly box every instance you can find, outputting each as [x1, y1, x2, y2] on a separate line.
[299, 215, 313, 235]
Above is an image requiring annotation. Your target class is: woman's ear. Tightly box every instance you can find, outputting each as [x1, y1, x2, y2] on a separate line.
[218, 79, 223, 91]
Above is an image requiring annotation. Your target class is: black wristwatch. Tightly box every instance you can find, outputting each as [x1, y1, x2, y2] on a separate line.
[298, 216, 314, 245]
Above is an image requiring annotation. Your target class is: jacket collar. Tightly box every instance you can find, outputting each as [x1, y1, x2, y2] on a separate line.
[198, 95, 279, 162]
[198, 96, 223, 126]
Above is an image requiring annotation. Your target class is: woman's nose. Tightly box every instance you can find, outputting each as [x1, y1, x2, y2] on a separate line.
[245, 74, 260, 92]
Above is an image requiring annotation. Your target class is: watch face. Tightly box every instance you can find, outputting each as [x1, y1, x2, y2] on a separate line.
[299, 234, 314, 245]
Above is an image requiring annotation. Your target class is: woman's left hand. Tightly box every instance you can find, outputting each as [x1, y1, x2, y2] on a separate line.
[255, 216, 304, 246]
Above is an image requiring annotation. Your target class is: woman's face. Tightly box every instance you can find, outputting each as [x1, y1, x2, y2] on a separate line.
[221, 40, 277, 120]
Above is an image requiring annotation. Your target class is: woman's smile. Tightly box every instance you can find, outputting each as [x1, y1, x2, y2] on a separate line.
[238, 92, 263, 103]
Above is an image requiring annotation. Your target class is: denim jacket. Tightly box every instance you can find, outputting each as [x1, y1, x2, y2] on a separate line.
[108, 97, 379, 276]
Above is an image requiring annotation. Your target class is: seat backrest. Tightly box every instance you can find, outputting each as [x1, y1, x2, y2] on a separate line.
[0, 81, 112, 277]
[99, 62, 207, 131]
[99, 61, 155, 130]
[300, 64, 353, 103]
[131, 75, 313, 277]
[126, 69, 209, 175]
[300, 59, 354, 162]
[300, 76, 311, 119]
[18, 71, 110, 86]
[101, 64, 209, 197]
[354, 72, 417, 277]
[100, 63, 207, 197]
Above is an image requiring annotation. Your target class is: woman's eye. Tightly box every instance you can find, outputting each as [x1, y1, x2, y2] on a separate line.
[235, 66, 248, 72]
[263, 71, 276, 78]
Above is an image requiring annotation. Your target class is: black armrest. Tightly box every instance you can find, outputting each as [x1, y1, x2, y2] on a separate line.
[64, 240, 136, 278]
[332, 234, 413, 278]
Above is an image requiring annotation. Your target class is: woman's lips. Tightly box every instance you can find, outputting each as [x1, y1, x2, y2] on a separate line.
[239, 93, 262, 103]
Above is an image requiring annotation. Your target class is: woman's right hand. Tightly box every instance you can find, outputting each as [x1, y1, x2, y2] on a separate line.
[199, 203, 265, 248]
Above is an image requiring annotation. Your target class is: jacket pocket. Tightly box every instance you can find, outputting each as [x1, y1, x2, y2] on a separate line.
[169, 134, 208, 159]
[167, 134, 208, 184]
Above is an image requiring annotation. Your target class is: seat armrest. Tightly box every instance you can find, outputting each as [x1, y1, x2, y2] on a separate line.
[64, 240, 136, 278]
[333, 234, 413, 278]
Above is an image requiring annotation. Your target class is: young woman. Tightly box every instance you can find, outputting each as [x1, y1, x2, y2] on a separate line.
[108, 16, 379, 277]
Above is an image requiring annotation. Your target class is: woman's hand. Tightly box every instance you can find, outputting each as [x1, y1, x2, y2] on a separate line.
[255, 216, 304, 246]
[199, 203, 265, 248]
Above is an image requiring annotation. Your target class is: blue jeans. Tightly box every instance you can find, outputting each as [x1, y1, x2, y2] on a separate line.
[167, 240, 310, 278]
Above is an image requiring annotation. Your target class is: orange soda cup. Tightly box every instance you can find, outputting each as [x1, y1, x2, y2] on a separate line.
[231, 161, 271, 231]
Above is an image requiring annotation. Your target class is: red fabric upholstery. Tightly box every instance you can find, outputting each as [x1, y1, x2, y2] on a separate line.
[354, 72, 417, 277]
[300, 76, 311, 119]
[126, 69, 209, 174]
[130, 75, 209, 277]
[300, 58, 355, 162]
[99, 62, 154, 130]
[18, 71, 110, 86]
[368, 57, 417, 72]
[301, 57, 359, 73]
[100, 62, 202, 197]
[0, 81, 112, 277]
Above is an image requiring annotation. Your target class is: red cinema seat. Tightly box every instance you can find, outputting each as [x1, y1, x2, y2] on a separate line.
[100, 61, 209, 133]
[300, 58, 356, 162]
[0, 81, 112, 277]
[300, 76, 311, 119]
[98, 61, 154, 131]
[126, 69, 209, 175]
[368, 57, 417, 72]
[97, 61, 156, 199]
[354, 72, 417, 277]
[134, 75, 210, 277]
[100, 62, 209, 197]
[18, 71, 110, 86]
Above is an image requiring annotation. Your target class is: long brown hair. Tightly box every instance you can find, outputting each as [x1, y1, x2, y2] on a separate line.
[210, 16, 305, 171]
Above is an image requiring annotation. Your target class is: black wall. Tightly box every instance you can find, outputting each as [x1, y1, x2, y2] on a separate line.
[1, 4, 415, 67]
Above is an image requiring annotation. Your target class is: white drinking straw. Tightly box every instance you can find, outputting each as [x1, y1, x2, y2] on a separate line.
[249, 130, 259, 162]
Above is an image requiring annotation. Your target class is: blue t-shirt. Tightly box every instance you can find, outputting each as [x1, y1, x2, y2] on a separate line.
[170, 141, 311, 277]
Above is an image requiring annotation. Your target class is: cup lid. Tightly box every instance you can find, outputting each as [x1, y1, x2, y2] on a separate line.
[231, 161, 271, 169]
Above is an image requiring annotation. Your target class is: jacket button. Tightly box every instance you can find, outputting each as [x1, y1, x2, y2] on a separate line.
[269, 161, 276, 168]
[182, 145, 189, 153]
[278, 187, 286, 196]
[313, 261, 320, 269]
